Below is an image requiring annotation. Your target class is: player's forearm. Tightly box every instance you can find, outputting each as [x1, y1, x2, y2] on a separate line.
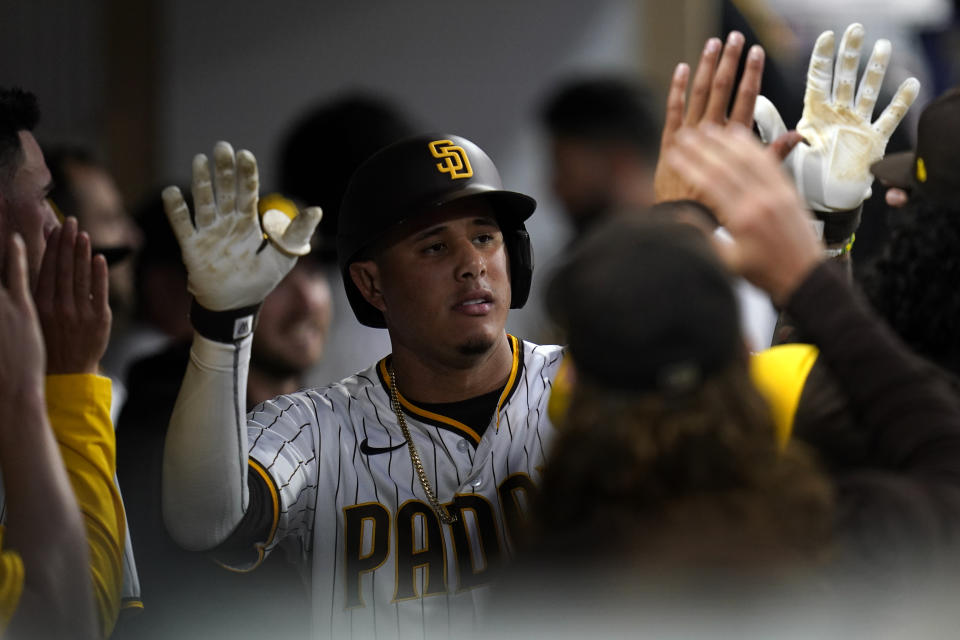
[163, 332, 252, 551]
[786, 262, 960, 474]
[1, 390, 98, 639]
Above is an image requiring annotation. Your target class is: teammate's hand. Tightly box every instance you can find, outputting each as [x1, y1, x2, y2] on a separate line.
[753, 23, 920, 212]
[666, 124, 823, 306]
[162, 141, 322, 311]
[655, 32, 780, 203]
[0, 234, 46, 399]
[34, 218, 111, 375]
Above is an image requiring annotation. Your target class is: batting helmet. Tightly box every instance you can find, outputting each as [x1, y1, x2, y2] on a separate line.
[338, 133, 536, 328]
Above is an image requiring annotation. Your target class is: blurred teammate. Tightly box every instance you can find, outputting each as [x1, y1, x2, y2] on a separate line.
[0, 234, 97, 639]
[115, 198, 331, 640]
[0, 86, 126, 637]
[863, 86, 960, 379]
[540, 77, 660, 233]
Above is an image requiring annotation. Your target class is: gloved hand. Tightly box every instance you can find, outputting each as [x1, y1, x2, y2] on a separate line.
[754, 23, 919, 212]
[162, 141, 322, 311]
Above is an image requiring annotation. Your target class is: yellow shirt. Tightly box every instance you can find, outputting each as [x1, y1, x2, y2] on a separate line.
[46, 374, 125, 638]
[749, 344, 820, 450]
[0, 527, 24, 633]
[547, 345, 821, 452]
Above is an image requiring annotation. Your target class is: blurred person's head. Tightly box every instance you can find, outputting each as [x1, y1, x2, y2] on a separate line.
[132, 190, 192, 341]
[540, 77, 659, 233]
[871, 86, 960, 208]
[0, 87, 59, 285]
[862, 87, 960, 376]
[278, 92, 417, 263]
[251, 231, 334, 394]
[537, 217, 833, 574]
[45, 145, 141, 317]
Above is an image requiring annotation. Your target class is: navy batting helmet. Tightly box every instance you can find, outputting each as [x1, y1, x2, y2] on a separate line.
[338, 133, 536, 328]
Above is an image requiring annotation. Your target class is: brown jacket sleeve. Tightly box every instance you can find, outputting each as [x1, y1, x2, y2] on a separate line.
[786, 262, 960, 577]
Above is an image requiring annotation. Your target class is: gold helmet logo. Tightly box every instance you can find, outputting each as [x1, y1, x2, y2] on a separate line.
[428, 139, 474, 180]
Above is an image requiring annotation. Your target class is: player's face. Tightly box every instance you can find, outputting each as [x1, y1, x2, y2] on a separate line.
[366, 199, 512, 363]
[66, 162, 141, 312]
[0, 132, 59, 286]
[253, 259, 333, 377]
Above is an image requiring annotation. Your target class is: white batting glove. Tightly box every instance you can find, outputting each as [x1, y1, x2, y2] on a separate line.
[162, 141, 322, 311]
[754, 23, 920, 212]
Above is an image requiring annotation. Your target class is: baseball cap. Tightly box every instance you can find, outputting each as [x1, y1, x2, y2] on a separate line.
[870, 86, 960, 201]
[547, 217, 741, 394]
[338, 133, 536, 327]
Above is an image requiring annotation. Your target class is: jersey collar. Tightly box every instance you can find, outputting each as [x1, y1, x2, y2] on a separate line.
[376, 334, 524, 446]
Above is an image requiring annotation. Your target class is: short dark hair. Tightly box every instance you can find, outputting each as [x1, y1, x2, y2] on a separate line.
[43, 145, 101, 219]
[0, 87, 41, 189]
[540, 77, 659, 156]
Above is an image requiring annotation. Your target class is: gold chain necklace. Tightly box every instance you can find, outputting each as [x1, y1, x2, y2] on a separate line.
[387, 366, 458, 525]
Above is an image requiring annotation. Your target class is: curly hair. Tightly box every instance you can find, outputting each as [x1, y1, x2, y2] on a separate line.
[860, 196, 960, 376]
[0, 87, 40, 190]
[530, 362, 835, 573]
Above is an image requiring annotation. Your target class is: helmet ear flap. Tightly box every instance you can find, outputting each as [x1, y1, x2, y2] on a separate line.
[508, 226, 534, 309]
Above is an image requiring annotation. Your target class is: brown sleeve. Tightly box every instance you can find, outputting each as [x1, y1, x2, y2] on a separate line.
[786, 262, 960, 573]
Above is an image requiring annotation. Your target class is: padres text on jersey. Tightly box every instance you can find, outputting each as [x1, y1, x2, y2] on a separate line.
[232, 337, 563, 639]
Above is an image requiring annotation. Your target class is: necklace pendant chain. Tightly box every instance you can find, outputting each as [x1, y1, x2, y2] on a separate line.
[388, 366, 458, 525]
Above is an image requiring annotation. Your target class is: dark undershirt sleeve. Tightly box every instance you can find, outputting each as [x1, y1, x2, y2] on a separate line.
[208, 465, 277, 569]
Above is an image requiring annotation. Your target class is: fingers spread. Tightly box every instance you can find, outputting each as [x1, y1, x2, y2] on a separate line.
[36, 226, 60, 307]
[236, 149, 260, 222]
[661, 63, 690, 148]
[832, 23, 865, 108]
[91, 254, 109, 319]
[57, 218, 78, 313]
[704, 31, 745, 123]
[855, 38, 891, 119]
[753, 95, 788, 144]
[729, 44, 764, 126]
[281, 206, 323, 255]
[74, 231, 92, 312]
[6, 234, 30, 308]
[685, 38, 722, 125]
[874, 77, 920, 141]
[162, 186, 195, 245]
[213, 141, 237, 215]
[805, 30, 836, 108]
[192, 153, 216, 228]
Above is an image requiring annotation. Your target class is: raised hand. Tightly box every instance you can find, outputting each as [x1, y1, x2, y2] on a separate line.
[162, 141, 321, 312]
[666, 124, 822, 306]
[654, 31, 772, 203]
[0, 234, 46, 396]
[754, 23, 920, 212]
[34, 218, 111, 375]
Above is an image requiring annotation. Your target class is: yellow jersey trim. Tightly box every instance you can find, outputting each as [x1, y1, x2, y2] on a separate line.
[494, 335, 521, 433]
[216, 459, 281, 574]
[377, 335, 522, 444]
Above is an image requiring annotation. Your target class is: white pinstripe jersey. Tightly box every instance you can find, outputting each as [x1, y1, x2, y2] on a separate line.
[236, 336, 563, 639]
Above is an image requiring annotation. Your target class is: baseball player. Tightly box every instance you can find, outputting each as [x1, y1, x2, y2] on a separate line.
[160, 134, 562, 638]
